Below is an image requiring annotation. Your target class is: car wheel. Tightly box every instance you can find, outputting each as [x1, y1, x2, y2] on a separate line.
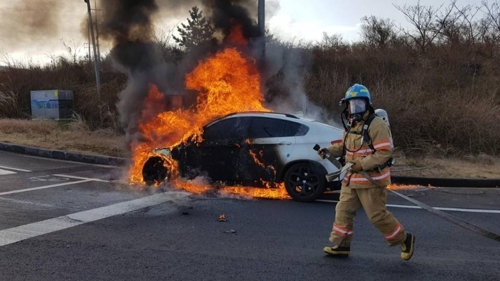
[142, 156, 169, 185]
[284, 162, 326, 203]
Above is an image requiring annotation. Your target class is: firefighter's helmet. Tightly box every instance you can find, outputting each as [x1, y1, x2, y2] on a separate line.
[341, 84, 372, 105]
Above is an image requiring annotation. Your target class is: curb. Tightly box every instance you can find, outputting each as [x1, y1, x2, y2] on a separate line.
[0, 142, 126, 166]
[1, 142, 499, 188]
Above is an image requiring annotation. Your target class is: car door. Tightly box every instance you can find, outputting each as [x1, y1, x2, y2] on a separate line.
[193, 116, 251, 184]
[238, 117, 296, 185]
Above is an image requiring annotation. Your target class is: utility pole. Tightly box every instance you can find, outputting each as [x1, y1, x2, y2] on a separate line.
[258, 0, 265, 36]
[258, 0, 265, 57]
[87, 20, 91, 63]
[93, 0, 101, 60]
[84, 0, 101, 102]
[84, 43, 91, 64]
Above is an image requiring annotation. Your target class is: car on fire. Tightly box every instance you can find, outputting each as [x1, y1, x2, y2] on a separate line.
[142, 111, 345, 202]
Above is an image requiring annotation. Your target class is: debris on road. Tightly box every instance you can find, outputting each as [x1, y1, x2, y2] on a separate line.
[219, 214, 227, 222]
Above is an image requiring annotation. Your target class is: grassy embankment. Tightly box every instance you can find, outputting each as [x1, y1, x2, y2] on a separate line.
[1, 3, 499, 179]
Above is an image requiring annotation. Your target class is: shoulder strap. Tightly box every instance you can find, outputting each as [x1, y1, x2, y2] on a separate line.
[362, 114, 377, 151]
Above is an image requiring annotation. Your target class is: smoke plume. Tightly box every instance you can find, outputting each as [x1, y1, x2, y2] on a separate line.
[96, 0, 331, 152]
[95, 0, 268, 147]
[202, 0, 262, 41]
[96, 0, 181, 144]
[0, 0, 63, 49]
[264, 44, 333, 124]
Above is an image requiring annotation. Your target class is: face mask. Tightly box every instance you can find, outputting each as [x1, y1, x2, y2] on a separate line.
[348, 99, 367, 115]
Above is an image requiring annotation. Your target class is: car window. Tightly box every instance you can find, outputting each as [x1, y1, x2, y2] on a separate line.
[285, 121, 309, 136]
[248, 117, 286, 138]
[203, 117, 251, 141]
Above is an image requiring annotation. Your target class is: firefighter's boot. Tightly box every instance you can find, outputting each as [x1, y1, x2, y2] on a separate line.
[323, 245, 350, 257]
[400, 232, 415, 261]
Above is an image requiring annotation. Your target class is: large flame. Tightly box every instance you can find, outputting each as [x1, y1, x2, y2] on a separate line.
[128, 26, 291, 199]
[387, 184, 433, 190]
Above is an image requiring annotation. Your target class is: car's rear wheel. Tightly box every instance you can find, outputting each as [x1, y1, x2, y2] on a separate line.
[142, 156, 169, 185]
[284, 162, 326, 202]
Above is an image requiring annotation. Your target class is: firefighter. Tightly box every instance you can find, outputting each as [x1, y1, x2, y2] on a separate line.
[318, 84, 415, 261]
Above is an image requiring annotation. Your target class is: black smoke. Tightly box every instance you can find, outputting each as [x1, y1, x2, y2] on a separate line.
[93, 0, 284, 156]
[96, 0, 179, 145]
[202, 0, 262, 42]
[0, 0, 63, 50]
[99, 0, 161, 72]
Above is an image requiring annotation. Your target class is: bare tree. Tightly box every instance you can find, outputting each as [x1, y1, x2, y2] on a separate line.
[394, 0, 453, 53]
[435, 1, 463, 46]
[482, 0, 500, 32]
[361, 16, 397, 49]
[453, 2, 482, 45]
[318, 33, 346, 50]
[480, 1, 500, 56]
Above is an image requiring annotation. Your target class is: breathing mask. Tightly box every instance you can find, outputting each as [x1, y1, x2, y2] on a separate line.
[347, 98, 367, 124]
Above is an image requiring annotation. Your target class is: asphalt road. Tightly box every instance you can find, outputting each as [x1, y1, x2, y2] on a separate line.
[0, 150, 499, 281]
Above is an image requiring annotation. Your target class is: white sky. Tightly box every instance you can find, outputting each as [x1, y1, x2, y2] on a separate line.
[269, 0, 485, 43]
[0, 0, 487, 66]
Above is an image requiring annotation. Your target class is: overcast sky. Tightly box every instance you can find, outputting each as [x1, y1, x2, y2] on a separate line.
[0, 0, 487, 66]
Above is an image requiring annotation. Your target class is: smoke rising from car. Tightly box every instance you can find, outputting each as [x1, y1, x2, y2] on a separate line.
[263, 43, 338, 126]
[96, 0, 182, 145]
[97, 0, 337, 161]
[96, 0, 268, 144]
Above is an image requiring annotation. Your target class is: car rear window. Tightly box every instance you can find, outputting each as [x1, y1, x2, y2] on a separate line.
[285, 121, 309, 136]
[248, 117, 285, 138]
[248, 117, 309, 138]
[203, 117, 251, 140]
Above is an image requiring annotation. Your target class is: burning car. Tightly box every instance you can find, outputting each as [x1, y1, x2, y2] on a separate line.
[142, 111, 345, 202]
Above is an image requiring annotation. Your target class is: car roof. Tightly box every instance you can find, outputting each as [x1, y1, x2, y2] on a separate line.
[209, 111, 343, 131]
[223, 111, 300, 119]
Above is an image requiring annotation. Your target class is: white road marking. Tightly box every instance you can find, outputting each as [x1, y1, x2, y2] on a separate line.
[0, 169, 16, 175]
[53, 174, 111, 183]
[316, 200, 500, 214]
[0, 197, 56, 208]
[0, 180, 91, 196]
[0, 165, 32, 173]
[0, 191, 190, 247]
[29, 175, 69, 182]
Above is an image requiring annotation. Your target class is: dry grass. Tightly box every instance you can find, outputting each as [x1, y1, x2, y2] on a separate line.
[0, 119, 126, 157]
[1, 119, 498, 179]
[0, 25, 499, 168]
[304, 45, 500, 156]
[391, 151, 500, 179]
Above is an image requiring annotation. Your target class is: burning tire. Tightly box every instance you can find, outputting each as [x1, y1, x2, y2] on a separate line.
[284, 162, 326, 203]
[142, 156, 170, 185]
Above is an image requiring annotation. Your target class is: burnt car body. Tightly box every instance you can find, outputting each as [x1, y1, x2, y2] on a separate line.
[143, 112, 345, 202]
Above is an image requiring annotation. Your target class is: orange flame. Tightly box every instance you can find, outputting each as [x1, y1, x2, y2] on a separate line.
[226, 22, 247, 45]
[220, 185, 290, 200]
[387, 184, 434, 190]
[128, 24, 290, 200]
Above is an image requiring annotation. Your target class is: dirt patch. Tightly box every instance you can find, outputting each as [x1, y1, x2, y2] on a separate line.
[391, 154, 500, 179]
[1, 119, 499, 179]
[0, 119, 126, 157]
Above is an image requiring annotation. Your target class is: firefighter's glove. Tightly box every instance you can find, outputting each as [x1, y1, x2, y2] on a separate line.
[350, 159, 363, 172]
[318, 148, 330, 159]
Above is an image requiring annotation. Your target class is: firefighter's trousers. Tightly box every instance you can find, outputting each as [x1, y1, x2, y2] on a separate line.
[329, 184, 406, 247]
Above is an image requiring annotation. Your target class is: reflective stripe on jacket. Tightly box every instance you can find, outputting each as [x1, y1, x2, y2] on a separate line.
[326, 115, 393, 189]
